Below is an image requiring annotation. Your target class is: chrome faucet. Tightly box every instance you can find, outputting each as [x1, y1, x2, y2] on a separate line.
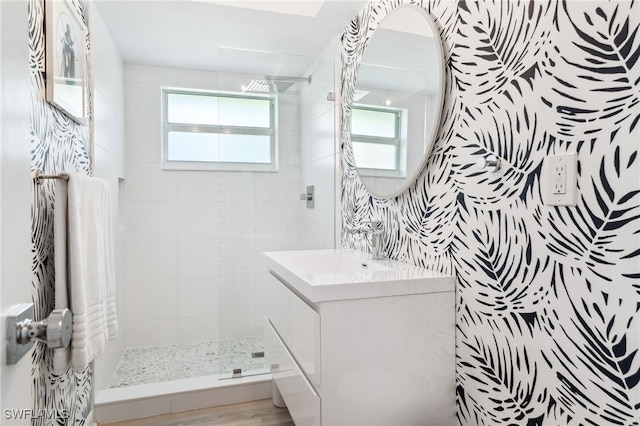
[348, 221, 385, 259]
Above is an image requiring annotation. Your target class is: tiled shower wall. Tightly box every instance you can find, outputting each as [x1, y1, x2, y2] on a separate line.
[123, 65, 306, 350]
[299, 38, 341, 250]
[340, 1, 639, 425]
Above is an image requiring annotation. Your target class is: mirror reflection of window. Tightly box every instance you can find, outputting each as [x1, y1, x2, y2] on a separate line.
[348, 5, 444, 198]
[351, 106, 403, 173]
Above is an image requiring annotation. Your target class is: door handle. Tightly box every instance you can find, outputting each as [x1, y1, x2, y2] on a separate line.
[6, 304, 72, 365]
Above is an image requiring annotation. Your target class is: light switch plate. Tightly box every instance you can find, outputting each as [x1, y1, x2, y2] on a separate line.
[545, 152, 577, 206]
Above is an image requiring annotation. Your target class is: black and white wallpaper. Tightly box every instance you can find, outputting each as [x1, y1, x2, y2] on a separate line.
[29, 0, 93, 424]
[340, 1, 639, 425]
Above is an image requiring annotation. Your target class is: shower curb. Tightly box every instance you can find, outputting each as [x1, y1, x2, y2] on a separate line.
[94, 374, 272, 423]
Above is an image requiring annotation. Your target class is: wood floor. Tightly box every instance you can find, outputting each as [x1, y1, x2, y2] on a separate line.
[100, 399, 294, 426]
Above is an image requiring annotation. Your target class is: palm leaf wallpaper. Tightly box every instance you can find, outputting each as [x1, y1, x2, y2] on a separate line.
[340, 0, 639, 425]
[29, 0, 93, 424]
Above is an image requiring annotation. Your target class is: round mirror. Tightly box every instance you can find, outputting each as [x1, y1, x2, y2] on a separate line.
[349, 5, 444, 198]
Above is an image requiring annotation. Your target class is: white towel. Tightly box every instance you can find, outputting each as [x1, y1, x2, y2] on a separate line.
[53, 171, 118, 373]
[53, 176, 70, 373]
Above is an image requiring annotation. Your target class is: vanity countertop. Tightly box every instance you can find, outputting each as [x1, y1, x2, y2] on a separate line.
[263, 249, 454, 303]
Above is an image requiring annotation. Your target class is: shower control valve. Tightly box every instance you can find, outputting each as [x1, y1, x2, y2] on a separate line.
[299, 185, 314, 209]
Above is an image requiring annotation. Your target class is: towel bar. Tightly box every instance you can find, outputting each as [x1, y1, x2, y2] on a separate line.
[33, 169, 69, 184]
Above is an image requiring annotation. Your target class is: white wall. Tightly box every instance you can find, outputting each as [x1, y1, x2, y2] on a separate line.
[90, 3, 126, 391]
[299, 36, 341, 249]
[0, 0, 33, 418]
[123, 64, 305, 350]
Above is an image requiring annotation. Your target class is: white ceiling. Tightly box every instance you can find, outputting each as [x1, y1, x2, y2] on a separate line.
[193, 0, 326, 17]
[94, 0, 368, 75]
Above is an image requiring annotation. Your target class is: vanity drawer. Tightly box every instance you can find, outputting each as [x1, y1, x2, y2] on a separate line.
[265, 274, 293, 345]
[290, 284, 320, 387]
[268, 272, 320, 387]
[266, 318, 321, 426]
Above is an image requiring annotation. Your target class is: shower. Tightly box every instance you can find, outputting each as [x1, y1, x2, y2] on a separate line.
[94, 48, 338, 422]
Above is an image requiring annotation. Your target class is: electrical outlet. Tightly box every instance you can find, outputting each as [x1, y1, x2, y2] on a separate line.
[552, 164, 567, 194]
[545, 153, 577, 206]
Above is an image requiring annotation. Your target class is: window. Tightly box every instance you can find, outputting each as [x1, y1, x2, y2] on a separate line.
[351, 106, 405, 177]
[162, 88, 277, 171]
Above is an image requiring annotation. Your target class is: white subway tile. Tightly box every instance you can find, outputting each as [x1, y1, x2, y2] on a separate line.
[125, 318, 178, 348]
[126, 122, 161, 163]
[178, 316, 219, 343]
[177, 171, 221, 203]
[126, 163, 177, 202]
[217, 312, 254, 339]
[255, 168, 301, 202]
[217, 202, 256, 239]
[178, 240, 219, 279]
[217, 274, 252, 315]
[177, 278, 219, 317]
[126, 240, 178, 282]
[94, 89, 117, 154]
[125, 280, 178, 321]
[176, 68, 219, 90]
[178, 203, 220, 240]
[309, 58, 336, 121]
[125, 82, 162, 124]
[127, 202, 178, 241]
[125, 64, 177, 85]
[311, 108, 337, 161]
[93, 145, 119, 191]
[277, 129, 301, 166]
[217, 172, 256, 202]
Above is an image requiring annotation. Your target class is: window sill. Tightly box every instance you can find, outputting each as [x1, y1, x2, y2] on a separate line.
[162, 161, 278, 173]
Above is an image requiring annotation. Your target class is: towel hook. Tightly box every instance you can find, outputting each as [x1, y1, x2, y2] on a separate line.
[476, 154, 500, 173]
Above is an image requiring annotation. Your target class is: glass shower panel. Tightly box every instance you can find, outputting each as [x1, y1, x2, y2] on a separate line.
[215, 47, 332, 379]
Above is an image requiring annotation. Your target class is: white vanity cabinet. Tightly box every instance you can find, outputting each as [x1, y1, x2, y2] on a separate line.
[263, 250, 456, 426]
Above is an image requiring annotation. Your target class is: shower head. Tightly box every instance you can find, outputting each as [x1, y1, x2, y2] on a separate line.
[243, 79, 294, 94]
[243, 75, 312, 94]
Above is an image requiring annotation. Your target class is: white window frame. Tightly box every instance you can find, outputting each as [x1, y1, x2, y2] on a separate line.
[161, 87, 278, 172]
[351, 104, 407, 178]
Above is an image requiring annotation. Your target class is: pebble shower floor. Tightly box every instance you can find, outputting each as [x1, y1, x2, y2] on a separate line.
[108, 336, 266, 388]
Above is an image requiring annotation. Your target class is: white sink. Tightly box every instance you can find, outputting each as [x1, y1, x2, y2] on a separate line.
[263, 249, 454, 303]
[274, 250, 392, 275]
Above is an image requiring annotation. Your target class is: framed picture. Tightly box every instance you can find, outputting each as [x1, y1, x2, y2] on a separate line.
[45, 0, 86, 123]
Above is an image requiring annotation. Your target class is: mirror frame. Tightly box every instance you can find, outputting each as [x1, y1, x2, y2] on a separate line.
[340, 3, 445, 199]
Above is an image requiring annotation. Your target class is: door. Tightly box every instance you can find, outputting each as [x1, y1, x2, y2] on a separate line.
[1, 0, 35, 421]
